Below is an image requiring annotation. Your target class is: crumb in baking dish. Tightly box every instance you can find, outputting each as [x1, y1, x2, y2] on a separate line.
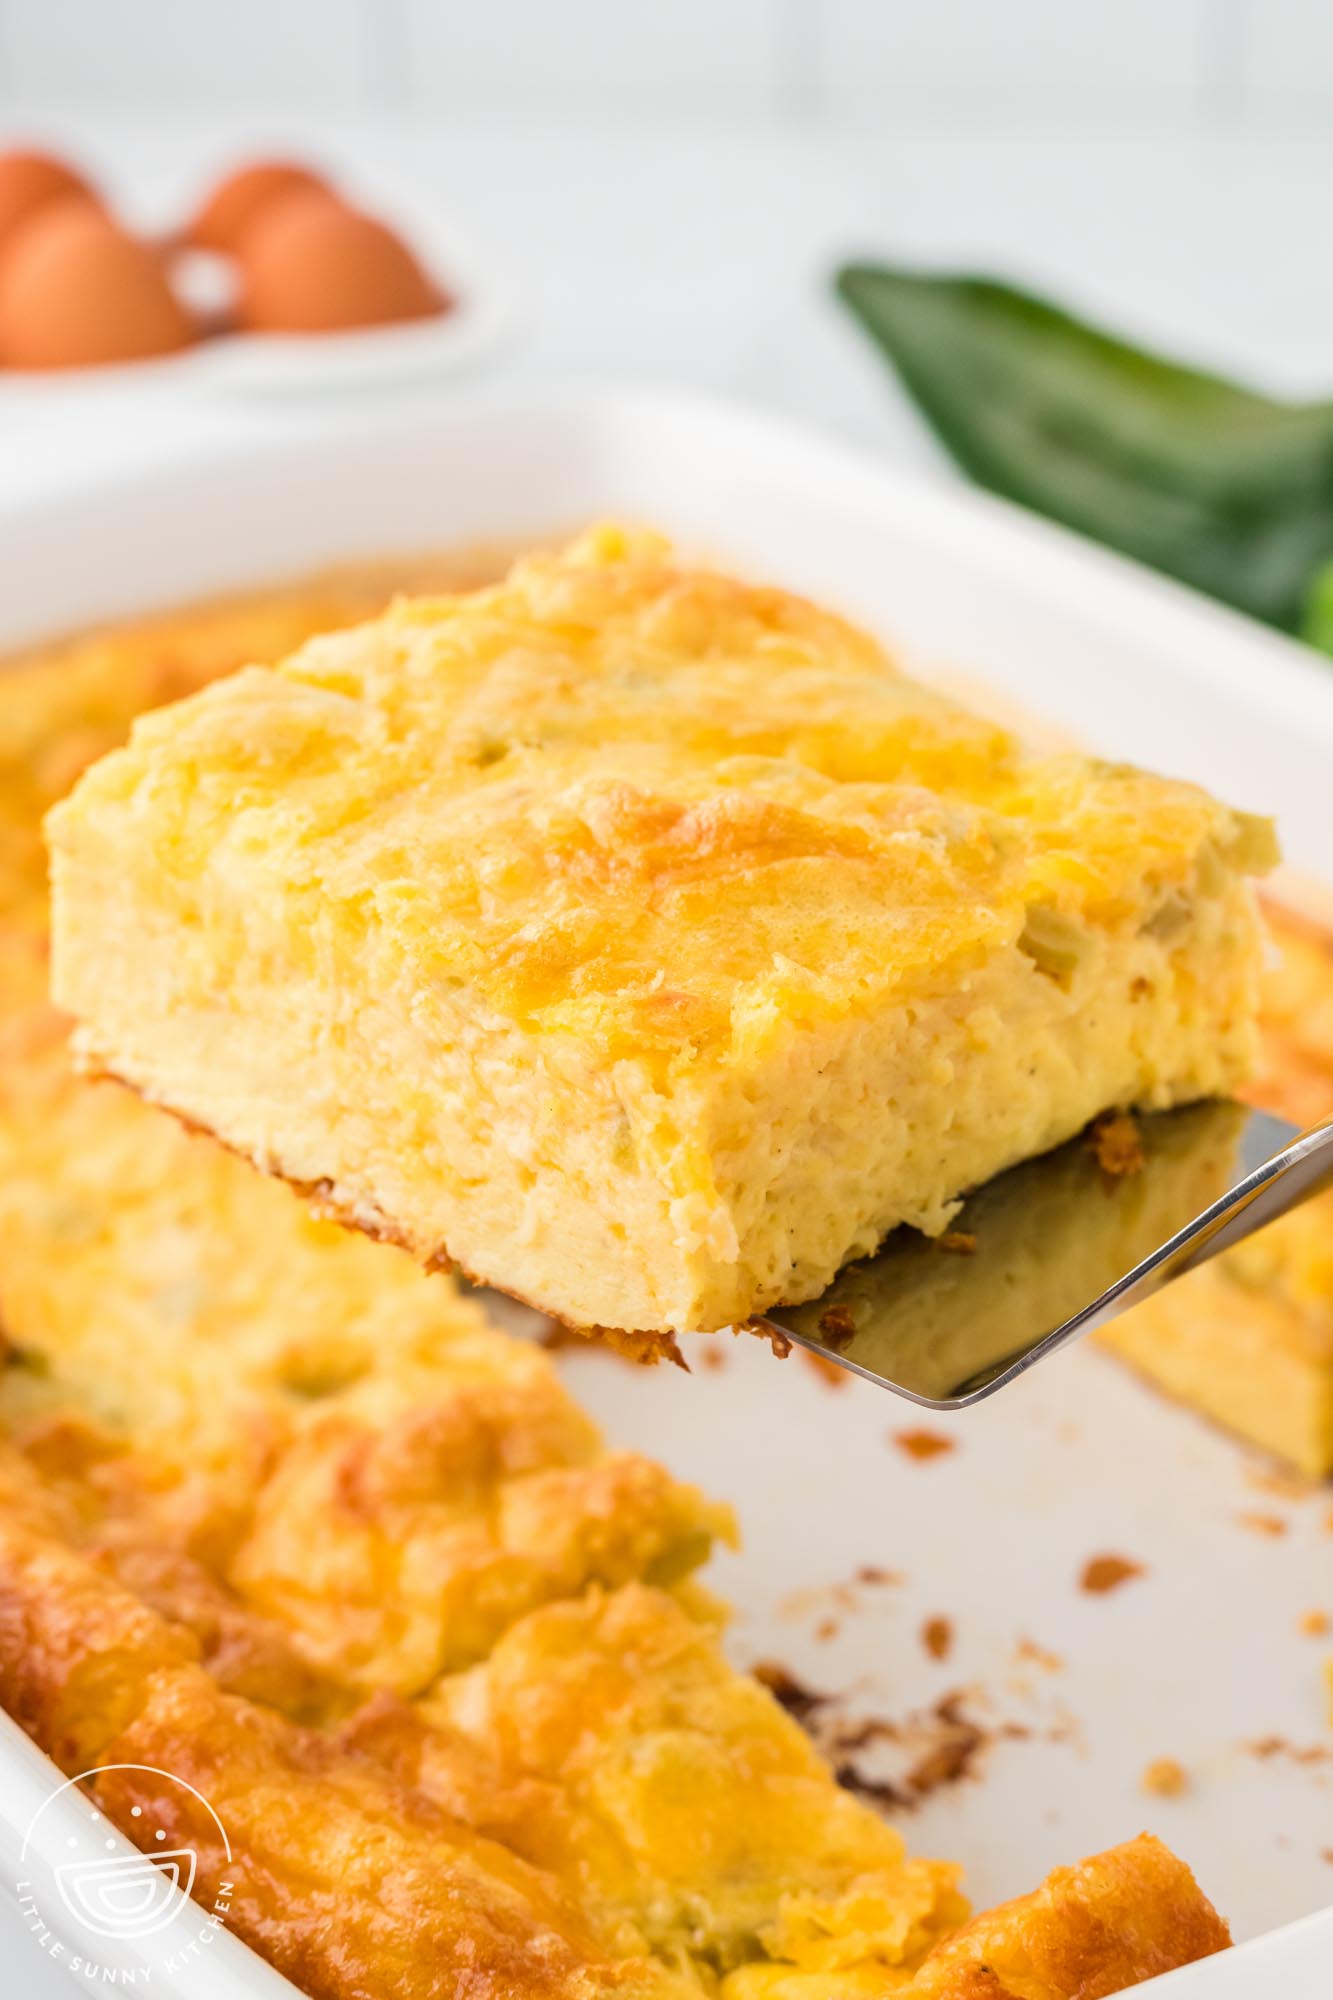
[46, 524, 1275, 1338]
[1237, 1510, 1288, 1538]
[1141, 1757, 1189, 1798]
[1086, 1109, 1145, 1178]
[894, 1428, 957, 1462]
[1099, 901, 1333, 1479]
[922, 1615, 954, 1662]
[1079, 1554, 1145, 1596]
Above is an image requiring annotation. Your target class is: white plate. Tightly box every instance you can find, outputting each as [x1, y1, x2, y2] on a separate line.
[0, 201, 513, 404]
[2, 387, 1331, 1997]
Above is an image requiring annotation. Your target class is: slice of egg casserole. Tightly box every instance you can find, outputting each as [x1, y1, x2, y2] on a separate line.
[46, 526, 1276, 1338]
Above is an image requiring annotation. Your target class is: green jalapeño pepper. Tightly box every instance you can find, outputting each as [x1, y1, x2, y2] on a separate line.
[837, 262, 1333, 643]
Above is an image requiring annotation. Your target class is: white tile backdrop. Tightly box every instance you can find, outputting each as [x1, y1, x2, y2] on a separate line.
[0, 0, 1329, 123]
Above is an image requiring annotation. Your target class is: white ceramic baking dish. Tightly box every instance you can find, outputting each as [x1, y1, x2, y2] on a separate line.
[2, 388, 1331, 1998]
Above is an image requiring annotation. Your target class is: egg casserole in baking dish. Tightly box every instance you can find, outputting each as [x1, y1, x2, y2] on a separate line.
[1101, 902, 1333, 1478]
[0, 573, 1235, 1998]
[47, 525, 1275, 1339]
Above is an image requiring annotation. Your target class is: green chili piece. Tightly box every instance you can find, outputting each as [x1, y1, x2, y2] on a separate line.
[836, 263, 1333, 637]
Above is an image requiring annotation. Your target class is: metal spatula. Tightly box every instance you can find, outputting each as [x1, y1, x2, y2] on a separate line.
[757, 1104, 1333, 1408]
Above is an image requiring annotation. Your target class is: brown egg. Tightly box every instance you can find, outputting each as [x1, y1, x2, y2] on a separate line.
[237, 193, 447, 335]
[0, 200, 195, 370]
[187, 158, 333, 253]
[0, 147, 99, 256]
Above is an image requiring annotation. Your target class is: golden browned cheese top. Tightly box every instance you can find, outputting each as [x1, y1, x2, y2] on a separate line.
[52, 525, 1273, 1068]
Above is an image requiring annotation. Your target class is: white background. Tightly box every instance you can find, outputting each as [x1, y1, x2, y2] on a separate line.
[3, 0, 1333, 126]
